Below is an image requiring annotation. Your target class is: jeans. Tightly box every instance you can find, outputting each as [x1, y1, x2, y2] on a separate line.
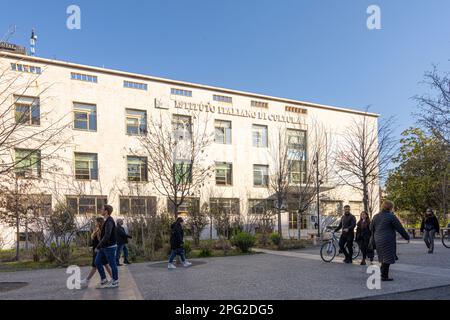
[96, 245, 118, 281]
[116, 244, 129, 264]
[339, 233, 354, 261]
[168, 248, 186, 264]
[423, 229, 436, 252]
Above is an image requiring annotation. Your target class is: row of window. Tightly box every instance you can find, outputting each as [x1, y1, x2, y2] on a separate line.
[11, 65, 309, 113]
[13, 97, 307, 150]
[14, 148, 306, 185]
[11, 63, 42, 74]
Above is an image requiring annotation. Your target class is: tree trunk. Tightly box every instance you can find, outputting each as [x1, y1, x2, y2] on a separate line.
[15, 213, 20, 261]
[277, 194, 283, 245]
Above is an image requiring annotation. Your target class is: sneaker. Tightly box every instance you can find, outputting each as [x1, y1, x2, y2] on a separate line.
[360, 260, 366, 266]
[381, 277, 394, 282]
[183, 261, 192, 267]
[168, 263, 177, 269]
[96, 279, 109, 289]
[104, 280, 119, 289]
[428, 250, 433, 254]
[79, 278, 89, 288]
[124, 261, 131, 265]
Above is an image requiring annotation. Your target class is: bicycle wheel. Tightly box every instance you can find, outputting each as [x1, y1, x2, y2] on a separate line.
[442, 232, 450, 249]
[320, 241, 336, 262]
[352, 242, 360, 259]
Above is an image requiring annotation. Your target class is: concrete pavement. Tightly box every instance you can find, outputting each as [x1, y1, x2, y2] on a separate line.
[1, 239, 450, 300]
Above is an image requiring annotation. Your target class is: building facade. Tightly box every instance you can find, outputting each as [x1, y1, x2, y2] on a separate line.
[0, 50, 380, 248]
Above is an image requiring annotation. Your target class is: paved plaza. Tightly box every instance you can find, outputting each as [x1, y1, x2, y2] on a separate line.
[1, 240, 450, 300]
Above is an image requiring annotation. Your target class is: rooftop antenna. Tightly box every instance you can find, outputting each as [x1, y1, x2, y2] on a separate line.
[30, 29, 37, 56]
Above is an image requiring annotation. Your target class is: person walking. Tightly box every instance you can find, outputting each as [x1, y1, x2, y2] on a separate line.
[95, 205, 119, 289]
[335, 205, 357, 264]
[79, 217, 113, 288]
[356, 211, 374, 266]
[370, 200, 410, 281]
[420, 208, 440, 254]
[168, 217, 192, 269]
[116, 219, 132, 266]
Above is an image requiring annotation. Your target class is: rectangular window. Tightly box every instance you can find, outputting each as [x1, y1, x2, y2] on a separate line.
[252, 125, 268, 148]
[214, 120, 232, 144]
[74, 103, 97, 131]
[289, 212, 298, 229]
[321, 200, 343, 216]
[286, 106, 308, 114]
[171, 88, 192, 97]
[287, 129, 306, 158]
[11, 63, 41, 74]
[120, 196, 156, 215]
[167, 198, 200, 216]
[213, 94, 232, 104]
[288, 160, 306, 184]
[172, 115, 192, 141]
[71, 72, 98, 83]
[249, 199, 274, 215]
[251, 100, 269, 108]
[14, 96, 40, 126]
[74, 153, 98, 180]
[253, 165, 269, 187]
[126, 109, 147, 135]
[210, 198, 240, 215]
[174, 162, 192, 184]
[215, 162, 233, 186]
[67, 196, 107, 215]
[124, 80, 147, 91]
[15, 149, 41, 178]
[127, 156, 148, 182]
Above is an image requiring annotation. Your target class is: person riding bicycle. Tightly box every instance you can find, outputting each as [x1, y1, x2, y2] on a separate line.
[334, 205, 357, 264]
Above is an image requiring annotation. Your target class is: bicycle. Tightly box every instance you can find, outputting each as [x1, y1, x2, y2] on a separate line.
[442, 229, 450, 248]
[320, 226, 360, 262]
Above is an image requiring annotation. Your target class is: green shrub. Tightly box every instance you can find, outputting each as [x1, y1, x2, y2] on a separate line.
[231, 232, 256, 253]
[256, 233, 270, 247]
[184, 240, 192, 255]
[199, 241, 213, 257]
[270, 233, 281, 246]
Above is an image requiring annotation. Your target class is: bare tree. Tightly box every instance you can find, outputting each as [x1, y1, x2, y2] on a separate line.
[414, 65, 450, 145]
[137, 110, 213, 218]
[334, 112, 396, 216]
[0, 54, 71, 177]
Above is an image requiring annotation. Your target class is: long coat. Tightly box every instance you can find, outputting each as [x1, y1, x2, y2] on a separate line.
[170, 222, 184, 250]
[370, 210, 410, 264]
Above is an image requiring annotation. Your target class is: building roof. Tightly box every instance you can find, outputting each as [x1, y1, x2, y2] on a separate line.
[1, 51, 379, 118]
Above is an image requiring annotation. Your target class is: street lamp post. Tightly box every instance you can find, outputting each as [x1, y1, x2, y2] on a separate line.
[315, 152, 322, 238]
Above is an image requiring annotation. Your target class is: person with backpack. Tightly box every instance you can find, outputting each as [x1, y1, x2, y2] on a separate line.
[168, 217, 192, 269]
[116, 219, 132, 266]
[420, 208, 440, 254]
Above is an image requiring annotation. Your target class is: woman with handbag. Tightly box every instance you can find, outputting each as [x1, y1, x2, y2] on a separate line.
[356, 211, 373, 265]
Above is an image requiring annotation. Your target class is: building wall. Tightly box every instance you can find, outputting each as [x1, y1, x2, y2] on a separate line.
[0, 53, 380, 247]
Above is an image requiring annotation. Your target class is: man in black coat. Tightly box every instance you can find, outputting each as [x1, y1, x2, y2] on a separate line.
[116, 219, 132, 265]
[168, 218, 192, 269]
[420, 208, 440, 254]
[335, 205, 357, 264]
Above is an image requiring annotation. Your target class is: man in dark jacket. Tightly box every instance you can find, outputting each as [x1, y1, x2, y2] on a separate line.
[168, 218, 192, 269]
[370, 200, 410, 281]
[116, 219, 132, 265]
[420, 208, 440, 254]
[95, 205, 119, 289]
[335, 205, 357, 264]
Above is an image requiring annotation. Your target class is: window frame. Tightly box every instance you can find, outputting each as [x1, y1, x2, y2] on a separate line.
[74, 152, 99, 181]
[73, 103, 97, 132]
[127, 156, 148, 182]
[214, 119, 232, 145]
[252, 124, 268, 148]
[215, 162, 233, 186]
[253, 164, 269, 187]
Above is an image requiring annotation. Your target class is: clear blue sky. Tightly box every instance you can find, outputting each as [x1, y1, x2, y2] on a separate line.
[1, 0, 449, 135]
